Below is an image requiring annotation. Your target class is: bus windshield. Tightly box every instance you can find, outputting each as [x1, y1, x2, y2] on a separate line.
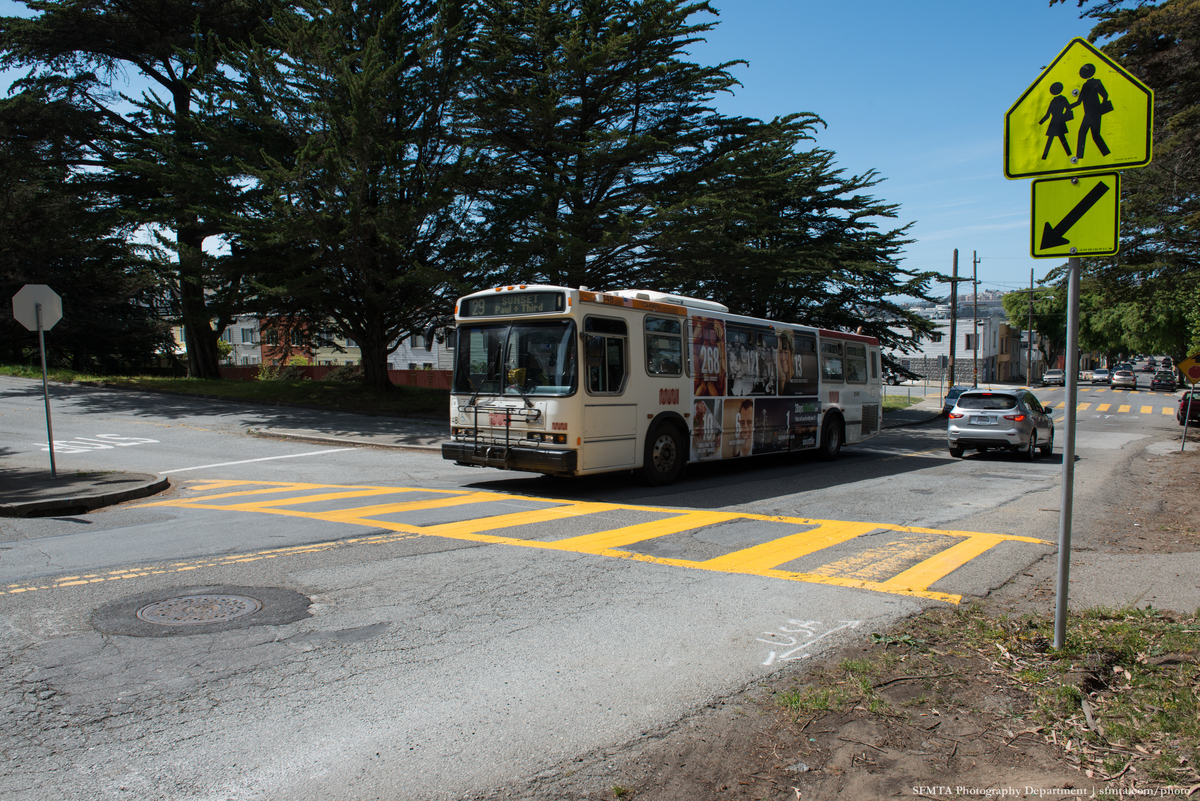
[453, 320, 577, 397]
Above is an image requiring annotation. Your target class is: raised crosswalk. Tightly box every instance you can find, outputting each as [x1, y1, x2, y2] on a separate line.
[14, 480, 1050, 605]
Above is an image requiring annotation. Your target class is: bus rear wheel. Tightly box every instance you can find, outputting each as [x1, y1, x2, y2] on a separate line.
[819, 417, 842, 461]
[642, 423, 685, 486]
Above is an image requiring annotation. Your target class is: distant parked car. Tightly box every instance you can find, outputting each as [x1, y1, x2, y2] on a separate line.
[942, 386, 974, 416]
[1041, 369, 1065, 386]
[884, 371, 901, 386]
[1150, 371, 1177, 392]
[947, 389, 1055, 459]
[1091, 368, 1111, 384]
[1111, 369, 1137, 390]
[1178, 391, 1200, 426]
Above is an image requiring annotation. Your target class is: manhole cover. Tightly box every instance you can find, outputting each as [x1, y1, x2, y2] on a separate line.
[137, 594, 263, 626]
[92, 585, 311, 637]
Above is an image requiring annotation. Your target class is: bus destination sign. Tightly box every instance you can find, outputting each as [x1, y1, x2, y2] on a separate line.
[463, 291, 565, 318]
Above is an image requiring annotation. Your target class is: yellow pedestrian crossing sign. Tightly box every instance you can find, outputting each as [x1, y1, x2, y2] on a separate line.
[1005, 37, 1152, 179]
[1030, 172, 1120, 258]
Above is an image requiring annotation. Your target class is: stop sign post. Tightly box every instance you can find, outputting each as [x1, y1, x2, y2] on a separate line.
[11, 285, 62, 477]
[1178, 352, 1200, 453]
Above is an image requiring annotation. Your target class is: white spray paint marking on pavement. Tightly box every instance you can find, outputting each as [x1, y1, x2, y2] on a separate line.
[159, 448, 355, 474]
[758, 620, 863, 666]
[38, 434, 160, 454]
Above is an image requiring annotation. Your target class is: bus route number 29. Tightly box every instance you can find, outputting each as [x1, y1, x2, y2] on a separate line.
[659, 388, 680, 405]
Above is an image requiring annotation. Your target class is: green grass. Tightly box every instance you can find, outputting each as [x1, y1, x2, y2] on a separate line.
[882, 393, 923, 411]
[774, 605, 1200, 784]
[0, 364, 449, 417]
[843, 604, 1200, 785]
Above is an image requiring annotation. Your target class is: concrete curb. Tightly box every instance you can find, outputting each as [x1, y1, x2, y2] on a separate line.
[248, 428, 444, 453]
[0, 475, 171, 518]
[882, 411, 945, 429]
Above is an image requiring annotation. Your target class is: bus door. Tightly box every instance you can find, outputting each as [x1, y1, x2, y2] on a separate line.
[582, 316, 636, 470]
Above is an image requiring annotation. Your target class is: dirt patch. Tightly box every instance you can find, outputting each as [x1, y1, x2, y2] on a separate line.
[472, 450, 1200, 801]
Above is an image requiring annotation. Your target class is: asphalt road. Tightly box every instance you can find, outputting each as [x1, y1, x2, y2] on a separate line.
[0, 374, 1188, 800]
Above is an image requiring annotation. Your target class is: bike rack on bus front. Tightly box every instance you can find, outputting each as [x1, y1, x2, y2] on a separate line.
[456, 401, 542, 468]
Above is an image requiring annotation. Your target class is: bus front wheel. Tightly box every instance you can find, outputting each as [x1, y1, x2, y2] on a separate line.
[643, 423, 685, 486]
[819, 417, 842, 461]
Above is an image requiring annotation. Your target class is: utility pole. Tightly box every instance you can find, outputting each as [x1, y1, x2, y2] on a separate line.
[1009, 271, 1040, 384]
[936, 249, 975, 390]
[948, 250, 958, 388]
[972, 251, 980, 386]
[1028, 268, 1035, 383]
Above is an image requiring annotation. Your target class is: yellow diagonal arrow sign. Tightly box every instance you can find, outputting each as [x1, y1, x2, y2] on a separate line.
[1030, 172, 1120, 258]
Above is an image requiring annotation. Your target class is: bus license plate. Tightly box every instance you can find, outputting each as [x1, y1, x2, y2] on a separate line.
[972, 415, 997, 426]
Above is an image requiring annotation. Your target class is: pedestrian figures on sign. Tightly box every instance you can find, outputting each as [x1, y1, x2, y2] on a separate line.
[1070, 63, 1112, 159]
[1039, 81, 1074, 159]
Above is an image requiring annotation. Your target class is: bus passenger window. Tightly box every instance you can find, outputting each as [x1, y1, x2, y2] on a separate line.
[846, 344, 867, 384]
[821, 342, 844, 382]
[585, 316, 628, 394]
[646, 316, 682, 376]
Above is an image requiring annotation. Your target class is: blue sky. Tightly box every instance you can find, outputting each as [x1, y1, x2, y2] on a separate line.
[690, 0, 1097, 298]
[2, 0, 1098, 298]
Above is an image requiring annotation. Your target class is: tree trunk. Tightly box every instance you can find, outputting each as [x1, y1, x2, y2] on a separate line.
[176, 218, 222, 378]
[359, 329, 393, 392]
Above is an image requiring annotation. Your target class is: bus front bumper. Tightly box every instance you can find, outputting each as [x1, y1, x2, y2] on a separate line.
[441, 442, 579, 475]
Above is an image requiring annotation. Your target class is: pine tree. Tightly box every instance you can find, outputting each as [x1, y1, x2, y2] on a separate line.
[462, 0, 743, 290]
[221, 0, 474, 390]
[0, 0, 271, 377]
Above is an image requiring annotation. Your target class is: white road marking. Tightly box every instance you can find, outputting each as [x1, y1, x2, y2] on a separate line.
[160, 448, 355, 474]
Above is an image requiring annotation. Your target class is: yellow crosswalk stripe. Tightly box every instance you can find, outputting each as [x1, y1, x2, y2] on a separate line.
[809, 533, 949, 583]
[701, 520, 878, 573]
[1141, 406, 1153, 414]
[1096, 403, 1111, 412]
[102, 482, 1059, 605]
[541, 511, 740, 553]
[880, 534, 1007, 595]
[1118, 405, 1131, 413]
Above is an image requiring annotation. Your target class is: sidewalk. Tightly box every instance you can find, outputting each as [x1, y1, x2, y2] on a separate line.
[0, 469, 169, 518]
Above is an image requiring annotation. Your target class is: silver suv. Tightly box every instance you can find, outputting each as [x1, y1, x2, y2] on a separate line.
[947, 389, 1055, 459]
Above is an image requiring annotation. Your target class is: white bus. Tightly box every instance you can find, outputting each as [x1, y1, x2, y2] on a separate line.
[441, 285, 884, 484]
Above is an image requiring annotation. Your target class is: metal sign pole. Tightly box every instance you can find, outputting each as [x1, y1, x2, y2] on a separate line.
[1183, 389, 1196, 452]
[36, 302, 57, 478]
[1053, 256, 1081, 649]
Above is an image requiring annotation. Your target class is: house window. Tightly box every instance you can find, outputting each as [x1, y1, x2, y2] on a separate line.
[413, 334, 425, 349]
[242, 328, 254, 343]
[345, 337, 357, 348]
[931, 332, 943, 343]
